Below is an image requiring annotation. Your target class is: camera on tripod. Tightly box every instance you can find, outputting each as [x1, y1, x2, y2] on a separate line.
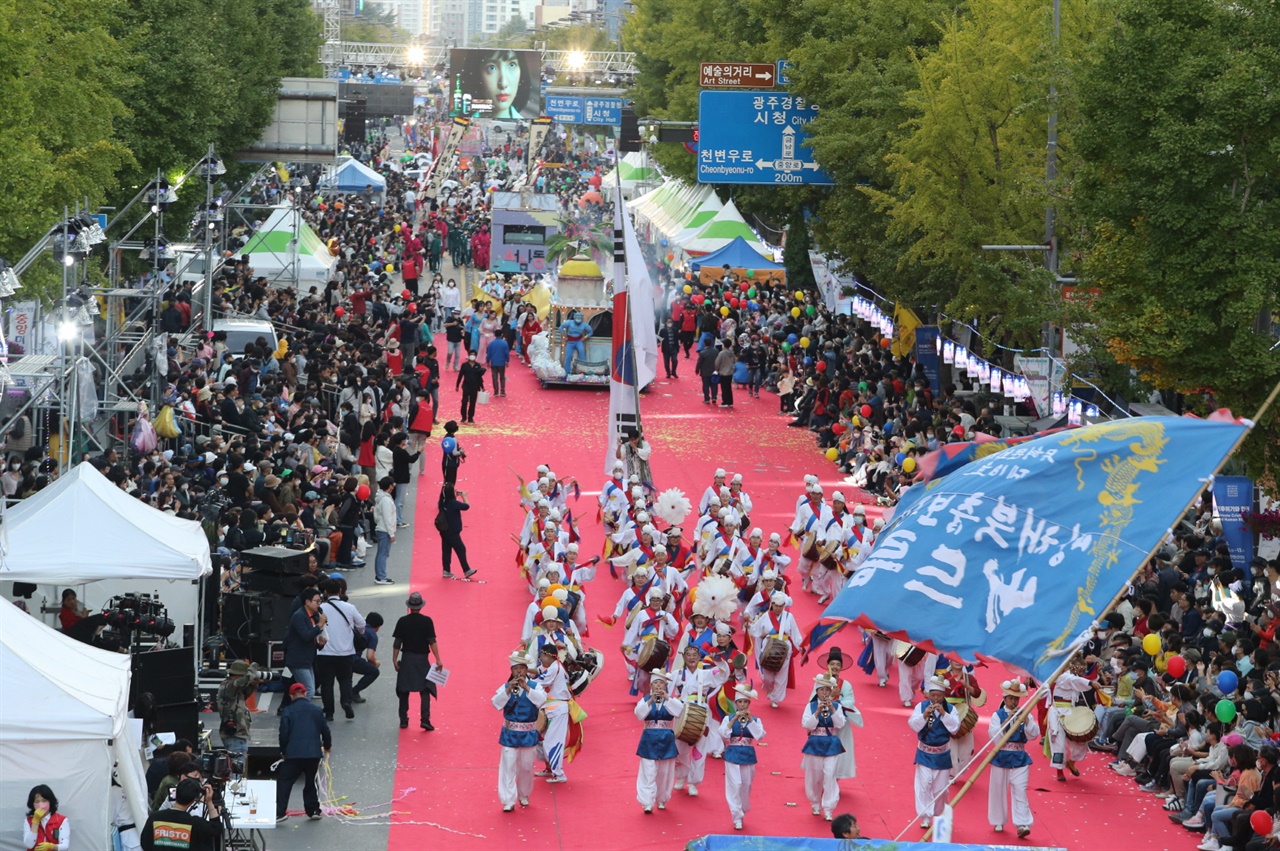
[199, 748, 239, 782]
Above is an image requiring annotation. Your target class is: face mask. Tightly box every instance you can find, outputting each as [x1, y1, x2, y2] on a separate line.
[1204, 627, 1215, 638]
[219, 476, 229, 486]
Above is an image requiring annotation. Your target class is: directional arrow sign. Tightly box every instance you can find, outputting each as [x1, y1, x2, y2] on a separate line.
[696, 91, 834, 185]
[699, 62, 777, 89]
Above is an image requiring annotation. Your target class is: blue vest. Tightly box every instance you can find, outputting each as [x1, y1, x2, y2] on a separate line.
[913, 701, 954, 770]
[723, 718, 759, 765]
[637, 700, 679, 761]
[801, 701, 845, 757]
[990, 706, 1033, 769]
[498, 685, 542, 749]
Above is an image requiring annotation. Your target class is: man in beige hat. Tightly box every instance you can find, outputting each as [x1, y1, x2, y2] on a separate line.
[802, 673, 847, 820]
[907, 675, 961, 829]
[493, 650, 546, 812]
[634, 670, 684, 814]
[717, 685, 765, 831]
[988, 679, 1039, 838]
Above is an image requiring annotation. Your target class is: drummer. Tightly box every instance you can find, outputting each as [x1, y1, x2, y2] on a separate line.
[634, 670, 683, 814]
[622, 587, 680, 696]
[801, 673, 847, 821]
[789, 481, 829, 593]
[493, 650, 547, 811]
[908, 675, 962, 830]
[670, 645, 720, 797]
[808, 647, 862, 782]
[748, 592, 803, 708]
[1047, 656, 1095, 783]
[896, 641, 939, 709]
[941, 656, 985, 780]
[718, 685, 766, 831]
[988, 680, 1039, 838]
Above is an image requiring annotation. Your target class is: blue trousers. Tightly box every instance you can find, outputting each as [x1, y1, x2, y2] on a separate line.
[564, 340, 585, 373]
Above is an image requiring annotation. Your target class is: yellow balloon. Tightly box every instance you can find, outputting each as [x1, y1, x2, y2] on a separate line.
[394, 223, 401, 233]
[720, 306, 730, 317]
[799, 336, 810, 348]
[683, 284, 693, 294]
[903, 456, 917, 473]
[825, 447, 839, 461]
[791, 307, 801, 318]
[1142, 633, 1162, 656]
[385, 264, 395, 273]
[795, 290, 805, 301]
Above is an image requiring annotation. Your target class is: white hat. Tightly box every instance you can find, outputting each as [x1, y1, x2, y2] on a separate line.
[715, 622, 735, 636]
[814, 673, 838, 689]
[872, 518, 885, 529]
[541, 605, 561, 621]
[924, 675, 948, 693]
[537, 499, 551, 509]
[724, 515, 740, 527]
[750, 527, 763, 538]
[667, 526, 683, 536]
[509, 650, 533, 667]
[761, 569, 778, 580]
[650, 669, 672, 683]
[552, 588, 569, 602]
[735, 686, 758, 701]
[853, 504, 866, 515]
[629, 474, 641, 483]
[548, 508, 563, 521]
[204, 452, 217, 464]
[1001, 679, 1029, 698]
[770, 592, 789, 607]
[832, 491, 846, 503]
[632, 565, 653, 580]
[631, 485, 645, 497]
[537, 464, 550, 474]
[718, 507, 731, 519]
[803, 474, 818, 485]
[641, 524, 657, 537]
[542, 521, 559, 532]
[613, 461, 624, 471]
[544, 563, 563, 576]
[719, 486, 731, 497]
[636, 511, 651, 523]
[732, 473, 743, 483]
[538, 477, 551, 487]
[714, 468, 727, 478]
[537, 578, 551, 589]
[162, 449, 174, 460]
[652, 544, 667, 555]
[566, 543, 580, 553]
[769, 532, 782, 543]
[647, 587, 665, 600]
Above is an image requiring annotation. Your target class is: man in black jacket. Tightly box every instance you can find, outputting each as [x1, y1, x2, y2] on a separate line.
[284, 589, 327, 699]
[660, 321, 680, 379]
[275, 683, 333, 822]
[696, 341, 720, 405]
[455, 351, 486, 424]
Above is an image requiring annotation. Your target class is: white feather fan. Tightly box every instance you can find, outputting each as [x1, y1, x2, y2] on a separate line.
[654, 488, 692, 527]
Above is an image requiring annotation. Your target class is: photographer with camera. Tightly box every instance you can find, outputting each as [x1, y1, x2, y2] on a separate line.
[140, 778, 221, 851]
[217, 660, 262, 759]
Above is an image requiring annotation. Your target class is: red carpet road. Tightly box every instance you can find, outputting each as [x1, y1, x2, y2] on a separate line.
[384, 344, 1185, 851]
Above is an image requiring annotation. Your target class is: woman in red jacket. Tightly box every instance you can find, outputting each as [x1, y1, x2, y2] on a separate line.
[24, 785, 68, 851]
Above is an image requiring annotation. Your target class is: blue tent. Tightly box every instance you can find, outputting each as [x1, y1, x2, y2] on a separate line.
[317, 157, 387, 195]
[689, 236, 784, 272]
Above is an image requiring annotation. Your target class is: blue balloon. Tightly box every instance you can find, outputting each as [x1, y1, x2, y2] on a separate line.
[660, 238, 669, 247]
[441, 437, 457, 455]
[803, 356, 814, 366]
[1218, 671, 1239, 695]
[787, 333, 798, 344]
[895, 452, 906, 466]
[749, 300, 759, 311]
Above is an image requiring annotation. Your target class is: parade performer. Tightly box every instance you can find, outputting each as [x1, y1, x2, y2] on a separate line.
[812, 491, 854, 605]
[534, 644, 573, 783]
[665, 526, 697, 577]
[719, 686, 765, 831]
[1047, 657, 1094, 782]
[790, 482, 829, 592]
[897, 642, 939, 708]
[635, 671, 683, 813]
[617, 427, 653, 485]
[494, 651, 547, 811]
[908, 675, 961, 829]
[622, 586, 678, 694]
[809, 647, 862, 780]
[802, 674, 847, 821]
[560, 310, 591, 373]
[727, 473, 753, 527]
[748, 592, 802, 707]
[670, 645, 723, 796]
[989, 680, 1039, 838]
[599, 461, 629, 524]
[942, 656, 985, 780]
[698, 468, 729, 515]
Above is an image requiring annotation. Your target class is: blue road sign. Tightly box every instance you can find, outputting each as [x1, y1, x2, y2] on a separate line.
[777, 60, 793, 86]
[543, 96, 623, 127]
[696, 91, 834, 185]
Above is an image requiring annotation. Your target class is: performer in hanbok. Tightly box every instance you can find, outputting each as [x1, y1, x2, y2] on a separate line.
[942, 656, 985, 780]
[664, 526, 697, 577]
[634, 670, 683, 813]
[622, 587, 679, 695]
[988, 680, 1039, 838]
[727, 473, 753, 527]
[789, 482, 829, 592]
[534, 643, 572, 783]
[811, 491, 854, 605]
[493, 650, 546, 811]
[801, 674, 847, 821]
[908, 675, 961, 829]
[670, 645, 722, 797]
[699, 468, 728, 515]
[1047, 657, 1094, 783]
[748, 592, 802, 707]
[718, 686, 766, 831]
[808, 647, 862, 780]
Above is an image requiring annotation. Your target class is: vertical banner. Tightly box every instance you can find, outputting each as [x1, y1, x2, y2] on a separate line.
[528, 116, 552, 175]
[914, 325, 941, 396]
[1215, 476, 1255, 576]
[7, 301, 37, 354]
[423, 116, 470, 199]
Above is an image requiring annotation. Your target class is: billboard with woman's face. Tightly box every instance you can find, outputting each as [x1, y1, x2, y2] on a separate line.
[451, 49, 541, 120]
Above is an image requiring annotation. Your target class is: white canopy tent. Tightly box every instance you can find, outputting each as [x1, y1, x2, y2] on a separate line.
[0, 602, 150, 851]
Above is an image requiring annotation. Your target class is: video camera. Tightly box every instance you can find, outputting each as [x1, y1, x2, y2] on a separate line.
[198, 748, 239, 782]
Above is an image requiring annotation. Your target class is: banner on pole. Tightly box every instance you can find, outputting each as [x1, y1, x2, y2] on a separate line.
[423, 116, 470, 199]
[1214, 476, 1255, 576]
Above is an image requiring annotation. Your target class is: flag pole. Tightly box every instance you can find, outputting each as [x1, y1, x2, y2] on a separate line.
[918, 381, 1280, 841]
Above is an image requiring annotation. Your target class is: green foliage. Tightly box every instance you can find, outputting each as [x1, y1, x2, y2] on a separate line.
[1075, 0, 1280, 485]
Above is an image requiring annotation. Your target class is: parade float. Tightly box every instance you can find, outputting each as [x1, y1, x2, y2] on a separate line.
[529, 252, 613, 388]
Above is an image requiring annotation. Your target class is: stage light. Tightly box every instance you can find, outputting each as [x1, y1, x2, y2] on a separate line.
[57, 321, 78, 341]
[566, 51, 587, 72]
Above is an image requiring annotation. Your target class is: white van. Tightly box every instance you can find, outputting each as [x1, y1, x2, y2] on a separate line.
[212, 318, 278, 357]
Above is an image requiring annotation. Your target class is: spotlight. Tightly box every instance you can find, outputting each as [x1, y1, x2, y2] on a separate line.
[0, 258, 20, 298]
[57, 321, 78, 342]
[51, 233, 85, 266]
[406, 46, 425, 66]
[198, 154, 226, 178]
[147, 179, 178, 212]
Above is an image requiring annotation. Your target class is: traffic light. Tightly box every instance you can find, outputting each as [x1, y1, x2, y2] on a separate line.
[619, 105, 642, 153]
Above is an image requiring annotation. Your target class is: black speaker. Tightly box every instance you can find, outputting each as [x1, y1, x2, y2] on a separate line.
[132, 647, 197, 707]
[222, 593, 292, 648]
[240, 570, 310, 596]
[242, 545, 312, 575]
[154, 702, 201, 745]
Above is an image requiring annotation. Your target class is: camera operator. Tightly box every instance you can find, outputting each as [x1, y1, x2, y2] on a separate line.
[140, 778, 221, 851]
[217, 660, 261, 759]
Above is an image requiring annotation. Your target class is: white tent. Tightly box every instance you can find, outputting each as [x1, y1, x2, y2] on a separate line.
[238, 205, 336, 291]
[316, 156, 387, 195]
[1, 462, 212, 585]
[0, 602, 150, 851]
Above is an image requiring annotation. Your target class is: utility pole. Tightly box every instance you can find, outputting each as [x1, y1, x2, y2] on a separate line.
[1043, 0, 1061, 355]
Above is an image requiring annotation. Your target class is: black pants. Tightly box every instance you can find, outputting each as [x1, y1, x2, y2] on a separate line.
[440, 529, 471, 574]
[460, 389, 477, 421]
[353, 655, 380, 694]
[403, 278, 419, 297]
[663, 350, 678, 377]
[719, 379, 734, 406]
[702, 374, 718, 403]
[276, 757, 321, 817]
[315, 654, 355, 718]
[679, 330, 695, 355]
[398, 688, 432, 725]
[490, 366, 506, 395]
[336, 525, 357, 564]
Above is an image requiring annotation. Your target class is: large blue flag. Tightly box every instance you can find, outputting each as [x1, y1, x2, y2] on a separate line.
[824, 416, 1248, 680]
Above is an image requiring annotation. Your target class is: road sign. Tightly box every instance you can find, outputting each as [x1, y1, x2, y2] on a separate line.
[698, 62, 776, 89]
[656, 126, 698, 144]
[777, 60, 793, 86]
[696, 91, 833, 185]
[543, 95, 623, 126]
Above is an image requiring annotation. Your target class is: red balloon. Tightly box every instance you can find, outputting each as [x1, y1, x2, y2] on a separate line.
[334, 306, 346, 318]
[860, 404, 872, 418]
[1166, 655, 1186, 678]
[401, 289, 412, 299]
[356, 484, 371, 501]
[1252, 810, 1274, 836]
[815, 361, 827, 372]
[692, 294, 705, 305]
[729, 298, 739, 308]
[739, 281, 750, 292]
[832, 423, 846, 435]
[407, 302, 418, 314]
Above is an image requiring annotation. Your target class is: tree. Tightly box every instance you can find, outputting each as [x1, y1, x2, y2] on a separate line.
[1075, 0, 1280, 484]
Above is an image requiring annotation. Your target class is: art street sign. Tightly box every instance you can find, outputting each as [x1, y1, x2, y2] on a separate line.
[696, 91, 834, 185]
[543, 95, 624, 126]
[777, 59, 794, 86]
[699, 62, 777, 88]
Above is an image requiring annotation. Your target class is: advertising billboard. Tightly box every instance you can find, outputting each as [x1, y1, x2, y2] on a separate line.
[450, 48, 542, 120]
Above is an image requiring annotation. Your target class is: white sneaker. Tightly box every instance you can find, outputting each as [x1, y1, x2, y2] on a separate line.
[994, 824, 1003, 832]
[824, 812, 833, 821]
[519, 798, 529, 807]
[878, 680, 888, 688]
[771, 701, 778, 708]
[812, 805, 821, 816]
[503, 805, 514, 812]
[657, 802, 665, 810]
[687, 785, 698, 797]
[674, 781, 684, 791]
[920, 817, 932, 829]
[1111, 762, 1137, 777]
[733, 820, 743, 830]
[1198, 837, 1221, 851]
